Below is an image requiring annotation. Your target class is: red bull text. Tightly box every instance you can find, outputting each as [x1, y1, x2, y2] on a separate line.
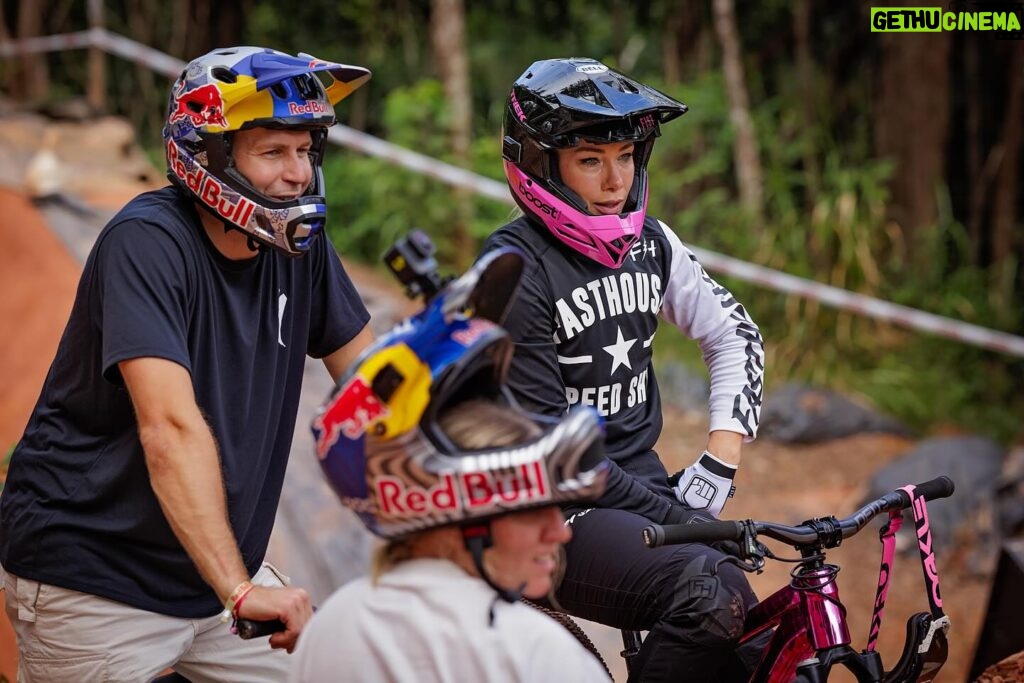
[451, 318, 496, 347]
[288, 100, 330, 115]
[166, 140, 256, 226]
[313, 376, 389, 459]
[376, 461, 550, 516]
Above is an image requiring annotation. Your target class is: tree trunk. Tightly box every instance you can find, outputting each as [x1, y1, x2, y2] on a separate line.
[872, 0, 951, 255]
[793, 0, 820, 203]
[989, 43, 1023, 274]
[86, 0, 106, 113]
[15, 0, 49, 103]
[965, 38, 984, 264]
[661, 3, 684, 86]
[429, 0, 473, 266]
[711, 0, 764, 225]
[169, 0, 191, 59]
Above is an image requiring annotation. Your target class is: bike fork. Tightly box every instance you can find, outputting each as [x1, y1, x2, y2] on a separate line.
[621, 629, 643, 677]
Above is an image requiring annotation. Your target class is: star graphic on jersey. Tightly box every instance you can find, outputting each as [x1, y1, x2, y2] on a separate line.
[603, 326, 637, 375]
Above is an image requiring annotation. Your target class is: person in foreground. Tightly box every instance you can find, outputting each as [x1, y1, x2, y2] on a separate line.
[294, 249, 612, 682]
[0, 46, 373, 682]
[482, 58, 767, 682]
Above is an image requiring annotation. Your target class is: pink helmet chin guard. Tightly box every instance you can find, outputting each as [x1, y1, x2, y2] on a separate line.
[504, 160, 647, 269]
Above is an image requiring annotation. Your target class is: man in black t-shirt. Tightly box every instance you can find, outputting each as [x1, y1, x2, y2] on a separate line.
[0, 46, 373, 682]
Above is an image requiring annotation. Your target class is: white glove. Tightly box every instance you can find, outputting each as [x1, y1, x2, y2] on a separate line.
[669, 450, 737, 518]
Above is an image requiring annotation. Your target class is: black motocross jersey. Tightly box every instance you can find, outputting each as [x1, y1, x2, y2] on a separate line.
[483, 215, 763, 521]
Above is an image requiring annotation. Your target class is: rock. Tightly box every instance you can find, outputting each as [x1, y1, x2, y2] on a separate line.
[862, 435, 1006, 554]
[995, 447, 1024, 538]
[759, 382, 911, 444]
[657, 361, 710, 415]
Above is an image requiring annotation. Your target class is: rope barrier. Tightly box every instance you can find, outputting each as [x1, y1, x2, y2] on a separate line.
[3, 29, 1023, 358]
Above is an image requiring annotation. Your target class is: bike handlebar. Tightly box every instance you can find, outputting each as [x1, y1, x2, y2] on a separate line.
[235, 618, 286, 639]
[642, 475, 955, 549]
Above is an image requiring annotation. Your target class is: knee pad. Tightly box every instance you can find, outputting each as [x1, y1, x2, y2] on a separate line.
[661, 552, 752, 646]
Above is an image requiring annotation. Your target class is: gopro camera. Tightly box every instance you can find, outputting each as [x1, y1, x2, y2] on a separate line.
[383, 230, 451, 303]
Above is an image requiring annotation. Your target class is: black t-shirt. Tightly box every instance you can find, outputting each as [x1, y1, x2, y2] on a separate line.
[483, 216, 763, 522]
[0, 186, 369, 617]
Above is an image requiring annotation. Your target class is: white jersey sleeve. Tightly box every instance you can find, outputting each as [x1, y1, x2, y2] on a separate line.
[656, 220, 764, 439]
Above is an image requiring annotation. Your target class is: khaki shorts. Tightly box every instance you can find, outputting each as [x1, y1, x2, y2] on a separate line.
[2, 564, 292, 683]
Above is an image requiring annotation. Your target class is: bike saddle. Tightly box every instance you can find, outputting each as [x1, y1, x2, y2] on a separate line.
[884, 612, 950, 683]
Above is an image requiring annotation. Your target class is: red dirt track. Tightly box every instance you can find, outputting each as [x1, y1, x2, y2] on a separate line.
[0, 188, 82, 449]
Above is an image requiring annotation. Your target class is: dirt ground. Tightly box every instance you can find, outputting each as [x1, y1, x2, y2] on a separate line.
[0, 119, 994, 681]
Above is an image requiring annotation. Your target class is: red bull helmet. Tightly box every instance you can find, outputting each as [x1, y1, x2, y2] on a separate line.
[162, 46, 370, 255]
[502, 58, 686, 268]
[312, 248, 609, 540]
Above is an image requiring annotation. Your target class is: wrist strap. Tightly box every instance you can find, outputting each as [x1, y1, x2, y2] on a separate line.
[867, 507, 903, 651]
[698, 451, 738, 479]
[219, 580, 254, 624]
[867, 484, 948, 651]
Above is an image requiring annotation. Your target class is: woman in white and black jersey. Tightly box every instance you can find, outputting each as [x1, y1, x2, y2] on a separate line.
[481, 57, 767, 683]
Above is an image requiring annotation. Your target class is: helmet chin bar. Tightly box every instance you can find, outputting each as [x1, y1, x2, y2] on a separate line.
[504, 160, 647, 269]
[461, 522, 526, 626]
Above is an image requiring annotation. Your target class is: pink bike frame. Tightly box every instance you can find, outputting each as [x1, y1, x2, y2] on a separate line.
[740, 565, 852, 682]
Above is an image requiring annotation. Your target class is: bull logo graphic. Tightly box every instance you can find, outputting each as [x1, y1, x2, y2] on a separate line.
[313, 376, 389, 459]
[169, 83, 229, 128]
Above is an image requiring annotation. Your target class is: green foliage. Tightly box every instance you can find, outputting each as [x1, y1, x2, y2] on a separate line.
[316, 57, 1024, 444]
[641, 73, 1023, 443]
[323, 78, 509, 266]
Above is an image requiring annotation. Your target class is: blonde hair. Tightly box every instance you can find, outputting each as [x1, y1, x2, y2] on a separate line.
[370, 399, 542, 580]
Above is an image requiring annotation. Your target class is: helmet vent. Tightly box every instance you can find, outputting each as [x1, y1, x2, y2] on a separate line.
[294, 73, 321, 101]
[371, 363, 404, 402]
[211, 67, 237, 84]
[271, 82, 288, 99]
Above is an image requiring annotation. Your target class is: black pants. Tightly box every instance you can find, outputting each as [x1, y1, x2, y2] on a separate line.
[558, 507, 762, 683]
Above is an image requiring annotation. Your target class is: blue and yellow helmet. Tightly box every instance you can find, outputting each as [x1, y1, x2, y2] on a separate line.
[312, 248, 609, 539]
[162, 46, 370, 255]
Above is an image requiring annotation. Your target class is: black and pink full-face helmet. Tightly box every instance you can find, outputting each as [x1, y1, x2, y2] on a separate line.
[502, 58, 687, 268]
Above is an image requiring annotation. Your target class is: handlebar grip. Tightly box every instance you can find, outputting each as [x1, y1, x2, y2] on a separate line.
[235, 618, 286, 640]
[643, 520, 744, 548]
[899, 475, 955, 508]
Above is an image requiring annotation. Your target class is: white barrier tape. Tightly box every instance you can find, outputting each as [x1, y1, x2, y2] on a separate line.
[89, 29, 185, 78]
[327, 126, 512, 203]
[0, 30, 95, 56]
[691, 247, 1024, 357]
[4, 29, 1024, 358]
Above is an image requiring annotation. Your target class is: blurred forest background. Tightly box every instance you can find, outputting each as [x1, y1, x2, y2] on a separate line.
[2, 0, 1022, 442]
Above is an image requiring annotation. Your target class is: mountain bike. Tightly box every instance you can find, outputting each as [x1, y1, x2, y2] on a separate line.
[617, 475, 956, 682]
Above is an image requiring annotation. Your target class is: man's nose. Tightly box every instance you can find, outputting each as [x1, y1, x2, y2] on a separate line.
[282, 152, 311, 185]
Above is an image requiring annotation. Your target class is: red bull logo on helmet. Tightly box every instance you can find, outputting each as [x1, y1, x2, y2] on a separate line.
[288, 99, 330, 115]
[167, 139, 255, 226]
[313, 376, 389, 459]
[169, 82, 228, 128]
[376, 461, 550, 517]
[451, 318, 496, 347]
